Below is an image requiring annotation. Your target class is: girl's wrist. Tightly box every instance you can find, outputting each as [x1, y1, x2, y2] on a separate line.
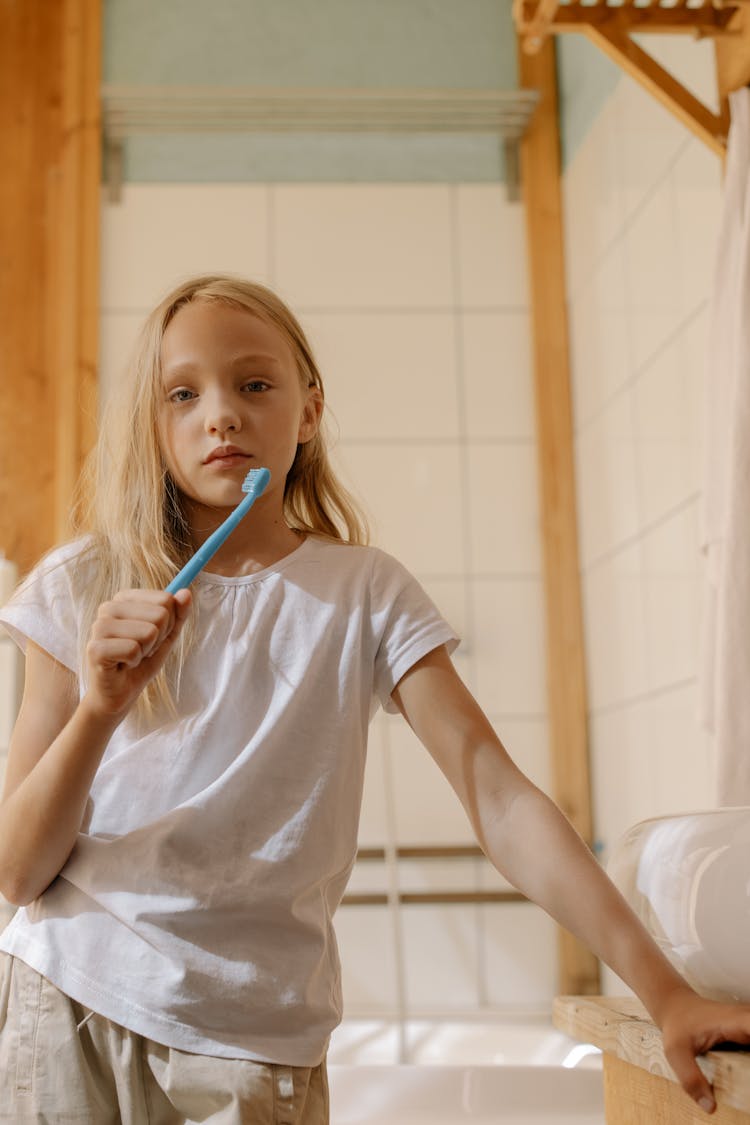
[78, 689, 132, 729]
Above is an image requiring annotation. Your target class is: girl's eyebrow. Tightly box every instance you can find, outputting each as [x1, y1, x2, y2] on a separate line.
[162, 354, 282, 379]
[228, 353, 283, 368]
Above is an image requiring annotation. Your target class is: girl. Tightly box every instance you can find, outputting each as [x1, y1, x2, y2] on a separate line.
[0, 275, 747, 1123]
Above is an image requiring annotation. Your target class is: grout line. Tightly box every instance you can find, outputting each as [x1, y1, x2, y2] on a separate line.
[448, 183, 479, 688]
[572, 299, 709, 437]
[580, 492, 700, 574]
[564, 123, 691, 303]
[589, 676, 697, 719]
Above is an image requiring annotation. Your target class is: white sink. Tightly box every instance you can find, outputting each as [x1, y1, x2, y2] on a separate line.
[607, 808, 750, 1003]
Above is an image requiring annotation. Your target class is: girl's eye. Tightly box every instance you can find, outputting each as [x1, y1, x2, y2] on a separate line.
[168, 388, 195, 403]
[244, 380, 269, 392]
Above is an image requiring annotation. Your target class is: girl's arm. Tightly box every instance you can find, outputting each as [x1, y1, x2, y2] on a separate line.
[0, 588, 191, 906]
[392, 645, 750, 1116]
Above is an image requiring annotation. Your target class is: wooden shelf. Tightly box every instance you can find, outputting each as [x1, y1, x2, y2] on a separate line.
[514, 0, 750, 154]
[554, 995, 750, 1122]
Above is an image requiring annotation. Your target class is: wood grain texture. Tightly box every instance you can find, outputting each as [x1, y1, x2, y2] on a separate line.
[517, 37, 599, 997]
[604, 1054, 750, 1125]
[0, 0, 100, 576]
[556, 995, 750, 1117]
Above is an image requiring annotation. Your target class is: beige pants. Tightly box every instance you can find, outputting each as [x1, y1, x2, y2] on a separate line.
[0, 954, 329, 1125]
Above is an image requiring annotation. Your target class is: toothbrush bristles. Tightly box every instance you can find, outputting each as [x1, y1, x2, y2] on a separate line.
[242, 467, 270, 493]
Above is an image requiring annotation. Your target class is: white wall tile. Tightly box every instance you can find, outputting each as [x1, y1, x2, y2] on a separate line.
[346, 859, 388, 896]
[589, 704, 655, 862]
[569, 246, 631, 430]
[387, 719, 475, 846]
[672, 139, 722, 321]
[682, 310, 709, 501]
[644, 684, 714, 816]
[460, 312, 534, 440]
[470, 579, 547, 717]
[98, 312, 148, 407]
[331, 443, 465, 576]
[336, 905, 400, 1011]
[397, 859, 477, 895]
[641, 504, 702, 691]
[401, 905, 480, 1009]
[455, 186, 528, 307]
[101, 185, 271, 310]
[358, 719, 389, 847]
[562, 94, 623, 298]
[623, 177, 684, 373]
[467, 444, 541, 575]
[632, 336, 695, 527]
[583, 543, 648, 711]
[576, 392, 640, 565]
[613, 76, 686, 225]
[274, 185, 454, 309]
[481, 903, 558, 1006]
[302, 311, 460, 441]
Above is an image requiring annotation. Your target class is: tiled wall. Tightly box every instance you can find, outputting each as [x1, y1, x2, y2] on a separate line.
[558, 39, 721, 988]
[99, 181, 555, 1015]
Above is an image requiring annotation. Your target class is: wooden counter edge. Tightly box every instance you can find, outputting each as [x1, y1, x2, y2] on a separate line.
[554, 995, 750, 1116]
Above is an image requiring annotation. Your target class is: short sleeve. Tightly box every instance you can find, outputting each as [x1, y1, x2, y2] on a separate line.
[0, 539, 93, 674]
[370, 550, 459, 713]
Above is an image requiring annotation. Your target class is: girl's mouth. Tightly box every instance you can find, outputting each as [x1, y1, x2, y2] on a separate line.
[205, 453, 251, 469]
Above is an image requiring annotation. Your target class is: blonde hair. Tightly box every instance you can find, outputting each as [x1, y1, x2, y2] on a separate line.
[73, 274, 368, 717]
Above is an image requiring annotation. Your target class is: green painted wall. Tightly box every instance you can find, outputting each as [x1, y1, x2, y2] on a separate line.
[556, 38, 620, 168]
[104, 0, 518, 182]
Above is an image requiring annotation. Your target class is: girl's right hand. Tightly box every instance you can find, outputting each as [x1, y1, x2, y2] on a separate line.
[84, 588, 192, 718]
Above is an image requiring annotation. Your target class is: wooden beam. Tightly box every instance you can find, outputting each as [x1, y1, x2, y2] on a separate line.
[715, 5, 750, 110]
[0, 0, 100, 576]
[584, 26, 728, 154]
[556, 995, 750, 1120]
[604, 1054, 750, 1125]
[516, 39, 600, 997]
[51, 0, 101, 543]
[517, 0, 735, 38]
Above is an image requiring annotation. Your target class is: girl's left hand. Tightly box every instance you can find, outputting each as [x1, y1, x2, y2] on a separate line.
[660, 990, 750, 1113]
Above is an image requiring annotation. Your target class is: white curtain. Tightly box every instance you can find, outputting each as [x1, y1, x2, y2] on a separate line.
[700, 88, 750, 805]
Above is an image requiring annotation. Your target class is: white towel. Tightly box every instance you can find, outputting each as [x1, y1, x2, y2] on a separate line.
[700, 88, 750, 804]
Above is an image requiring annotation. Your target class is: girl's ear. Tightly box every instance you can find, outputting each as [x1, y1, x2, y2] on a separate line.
[298, 385, 324, 444]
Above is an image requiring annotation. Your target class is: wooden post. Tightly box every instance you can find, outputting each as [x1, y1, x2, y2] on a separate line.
[0, 0, 101, 577]
[517, 38, 600, 995]
[715, 10, 750, 125]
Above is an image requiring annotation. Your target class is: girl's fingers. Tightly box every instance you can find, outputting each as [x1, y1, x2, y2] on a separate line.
[664, 1044, 715, 1114]
[90, 590, 192, 666]
[663, 1006, 750, 1114]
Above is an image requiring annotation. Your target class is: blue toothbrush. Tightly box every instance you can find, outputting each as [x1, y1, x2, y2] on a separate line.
[166, 467, 271, 593]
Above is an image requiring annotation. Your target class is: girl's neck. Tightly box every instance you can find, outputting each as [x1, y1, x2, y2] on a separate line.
[187, 506, 306, 578]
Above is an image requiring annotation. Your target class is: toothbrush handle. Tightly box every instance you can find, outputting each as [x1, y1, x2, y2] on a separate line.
[166, 490, 259, 594]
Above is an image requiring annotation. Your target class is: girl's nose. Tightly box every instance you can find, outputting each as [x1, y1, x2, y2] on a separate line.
[204, 392, 241, 435]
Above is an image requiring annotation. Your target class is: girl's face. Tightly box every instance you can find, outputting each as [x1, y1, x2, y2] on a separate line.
[157, 299, 321, 521]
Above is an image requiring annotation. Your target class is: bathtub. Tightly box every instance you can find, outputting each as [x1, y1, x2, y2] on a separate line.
[327, 1018, 605, 1123]
[328, 1065, 605, 1124]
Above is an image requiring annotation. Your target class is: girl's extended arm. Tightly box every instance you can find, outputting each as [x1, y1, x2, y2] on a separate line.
[0, 588, 191, 906]
[392, 645, 750, 1116]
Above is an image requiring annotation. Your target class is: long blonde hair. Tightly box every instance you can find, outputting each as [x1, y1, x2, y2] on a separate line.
[73, 274, 368, 717]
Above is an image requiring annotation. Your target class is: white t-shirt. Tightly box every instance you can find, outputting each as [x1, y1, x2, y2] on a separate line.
[0, 535, 458, 1065]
